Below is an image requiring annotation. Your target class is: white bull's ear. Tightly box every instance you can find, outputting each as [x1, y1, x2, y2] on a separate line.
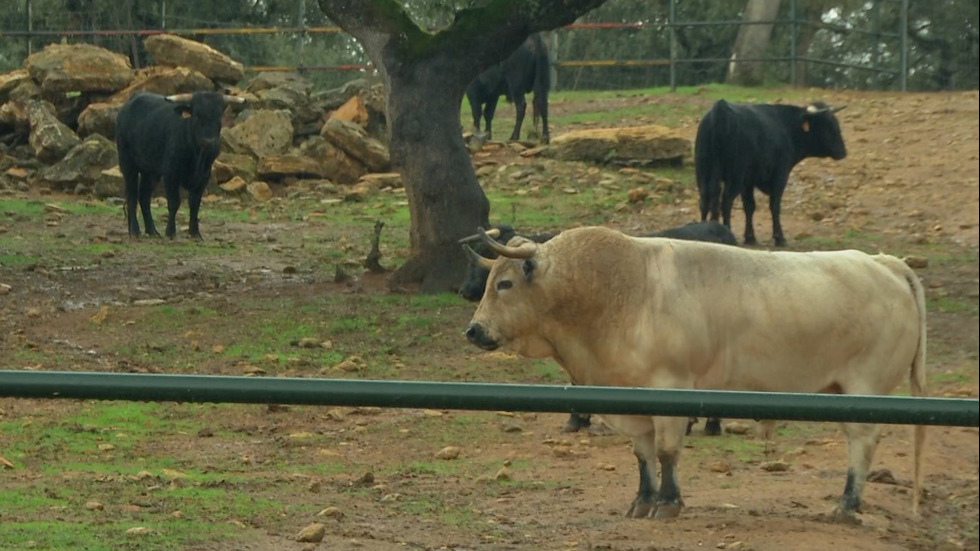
[522, 259, 536, 281]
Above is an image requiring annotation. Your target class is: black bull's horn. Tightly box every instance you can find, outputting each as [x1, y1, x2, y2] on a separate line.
[806, 103, 846, 115]
[165, 93, 246, 105]
[458, 227, 501, 244]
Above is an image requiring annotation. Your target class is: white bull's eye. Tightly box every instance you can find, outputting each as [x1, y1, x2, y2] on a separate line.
[496, 280, 514, 291]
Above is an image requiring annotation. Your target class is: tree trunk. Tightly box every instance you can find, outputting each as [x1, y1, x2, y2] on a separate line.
[385, 55, 490, 292]
[794, 8, 819, 87]
[317, 0, 607, 292]
[727, 0, 783, 86]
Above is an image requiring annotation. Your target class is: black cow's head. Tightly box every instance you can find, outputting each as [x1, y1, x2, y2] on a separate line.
[458, 225, 518, 302]
[802, 101, 847, 160]
[166, 91, 243, 159]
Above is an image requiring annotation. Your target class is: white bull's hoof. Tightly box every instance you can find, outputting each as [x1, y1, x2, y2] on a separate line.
[625, 499, 656, 518]
[829, 506, 862, 525]
[653, 501, 683, 519]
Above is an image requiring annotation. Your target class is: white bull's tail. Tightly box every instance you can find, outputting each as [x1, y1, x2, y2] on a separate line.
[876, 255, 928, 515]
[883, 255, 928, 515]
[906, 265, 928, 516]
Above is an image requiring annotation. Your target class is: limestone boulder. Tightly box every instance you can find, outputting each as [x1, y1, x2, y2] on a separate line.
[77, 102, 122, 139]
[26, 100, 80, 162]
[214, 153, 257, 183]
[94, 165, 124, 198]
[0, 99, 31, 137]
[144, 34, 244, 85]
[0, 70, 33, 103]
[25, 43, 133, 95]
[257, 155, 328, 181]
[109, 66, 214, 104]
[38, 134, 118, 189]
[222, 109, 293, 157]
[300, 136, 366, 185]
[321, 118, 389, 173]
[246, 71, 313, 95]
[546, 125, 691, 166]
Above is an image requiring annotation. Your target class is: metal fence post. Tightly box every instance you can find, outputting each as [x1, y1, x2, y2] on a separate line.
[669, 0, 677, 91]
[899, 0, 908, 91]
[25, 0, 33, 56]
[299, 0, 308, 72]
[790, 0, 797, 86]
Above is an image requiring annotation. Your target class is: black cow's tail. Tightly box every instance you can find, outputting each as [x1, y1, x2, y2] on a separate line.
[531, 33, 550, 140]
[695, 99, 733, 222]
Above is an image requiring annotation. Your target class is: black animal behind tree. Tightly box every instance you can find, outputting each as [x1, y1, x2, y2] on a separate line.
[460, 221, 737, 435]
[465, 33, 550, 143]
[115, 91, 243, 239]
[695, 100, 847, 247]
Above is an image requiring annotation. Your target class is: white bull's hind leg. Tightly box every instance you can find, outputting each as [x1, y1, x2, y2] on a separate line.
[626, 430, 659, 518]
[653, 416, 688, 518]
[835, 422, 882, 519]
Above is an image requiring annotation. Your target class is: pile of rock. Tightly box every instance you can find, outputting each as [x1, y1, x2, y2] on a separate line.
[0, 34, 396, 199]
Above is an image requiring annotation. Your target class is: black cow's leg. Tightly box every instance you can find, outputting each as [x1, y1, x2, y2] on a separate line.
[626, 432, 659, 518]
[769, 190, 787, 247]
[741, 187, 757, 245]
[188, 189, 203, 240]
[484, 96, 499, 141]
[164, 182, 181, 239]
[535, 91, 550, 144]
[653, 416, 687, 518]
[835, 422, 881, 519]
[466, 92, 483, 134]
[720, 185, 736, 230]
[122, 165, 141, 237]
[704, 418, 722, 436]
[138, 175, 160, 237]
[562, 412, 591, 433]
[510, 94, 526, 141]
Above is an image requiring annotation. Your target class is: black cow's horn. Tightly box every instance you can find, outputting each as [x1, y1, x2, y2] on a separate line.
[463, 244, 495, 270]
[459, 227, 501, 244]
[223, 95, 246, 105]
[165, 93, 194, 103]
[478, 227, 537, 259]
[831, 105, 846, 114]
[806, 104, 827, 114]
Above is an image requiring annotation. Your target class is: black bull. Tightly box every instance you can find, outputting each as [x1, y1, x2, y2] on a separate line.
[116, 91, 243, 239]
[696, 99, 846, 247]
[466, 33, 550, 144]
[458, 221, 736, 435]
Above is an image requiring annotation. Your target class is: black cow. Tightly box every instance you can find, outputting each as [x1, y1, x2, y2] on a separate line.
[696, 100, 846, 247]
[116, 91, 243, 239]
[466, 33, 550, 144]
[459, 221, 737, 435]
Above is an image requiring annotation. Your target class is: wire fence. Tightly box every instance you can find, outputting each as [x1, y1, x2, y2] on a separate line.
[0, 0, 911, 91]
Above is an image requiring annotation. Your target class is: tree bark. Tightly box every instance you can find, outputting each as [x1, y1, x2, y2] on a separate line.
[794, 8, 819, 87]
[727, 0, 783, 86]
[318, 0, 606, 292]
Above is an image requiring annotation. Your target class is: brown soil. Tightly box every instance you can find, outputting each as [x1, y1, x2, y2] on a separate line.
[1, 88, 978, 551]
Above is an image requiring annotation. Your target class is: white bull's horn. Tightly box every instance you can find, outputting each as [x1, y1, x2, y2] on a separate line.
[459, 227, 501, 244]
[165, 93, 194, 103]
[478, 227, 537, 259]
[223, 95, 246, 105]
[463, 244, 495, 270]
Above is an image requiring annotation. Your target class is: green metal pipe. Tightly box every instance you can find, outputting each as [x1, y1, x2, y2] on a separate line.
[0, 371, 976, 427]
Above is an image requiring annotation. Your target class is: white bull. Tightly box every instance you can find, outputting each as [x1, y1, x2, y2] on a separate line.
[464, 225, 926, 520]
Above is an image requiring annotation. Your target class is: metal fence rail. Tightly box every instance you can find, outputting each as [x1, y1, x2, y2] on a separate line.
[1, 371, 976, 427]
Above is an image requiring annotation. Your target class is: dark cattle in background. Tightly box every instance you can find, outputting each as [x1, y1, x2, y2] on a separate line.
[116, 91, 243, 239]
[459, 220, 736, 435]
[696, 99, 847, 247]
[466, 33, 550, 144]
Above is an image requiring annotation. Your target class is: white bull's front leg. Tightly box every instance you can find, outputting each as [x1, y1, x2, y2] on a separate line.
[602, 414, 688, 519]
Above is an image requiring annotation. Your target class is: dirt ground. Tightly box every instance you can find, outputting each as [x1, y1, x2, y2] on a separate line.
[1, 88, 978, 551]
